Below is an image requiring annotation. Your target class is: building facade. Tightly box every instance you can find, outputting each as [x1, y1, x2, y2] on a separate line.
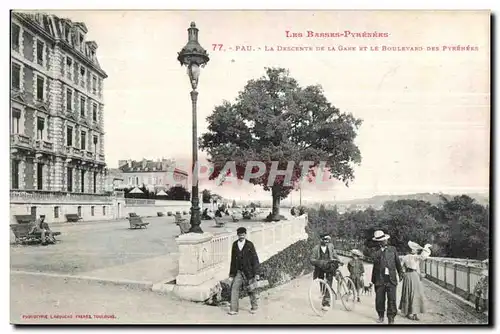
[104, 168, 125, 191]
[118, 158, 189, 191]
[10, 12, 112, 222]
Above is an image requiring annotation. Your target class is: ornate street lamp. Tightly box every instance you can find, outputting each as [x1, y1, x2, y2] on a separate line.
[177, 22, 210, 233]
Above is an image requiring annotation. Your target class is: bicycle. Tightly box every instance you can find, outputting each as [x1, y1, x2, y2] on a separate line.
[309, 259, 357, 316]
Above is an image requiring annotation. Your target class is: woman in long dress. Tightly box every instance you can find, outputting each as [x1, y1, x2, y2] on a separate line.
[399, 241, 431, 321]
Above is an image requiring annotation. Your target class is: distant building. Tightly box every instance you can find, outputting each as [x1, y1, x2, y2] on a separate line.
[104, 168, 124, 191]
[118, 158, 188, 191]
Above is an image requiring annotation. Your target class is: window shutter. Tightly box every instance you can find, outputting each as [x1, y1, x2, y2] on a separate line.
[37, 117, 45, 130]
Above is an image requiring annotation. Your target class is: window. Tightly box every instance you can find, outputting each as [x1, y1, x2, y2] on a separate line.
[80, 170, 85, 192]
[67, 167, 73, 192]
[98, 78, 102, 96]
[80, 131, 86, 150]
[92, 76, 97, 94]
[11, 62, 21, 90]
[66, 126, 73, 146]
[11, 108, 21, 134]
[11, 160, 20, 189]
[91, 206, 95, 216]
[93, 172, 97, 193]
[36, 117, 45, 140]
[77, 206, 82, 216]
[92, 103, 97, 121]
[11, 23, 20, 52]
[66, 88, 73, 111]
[54, 206, 59, 219]
[66, 57, 73, 80]
[36, 76, 44, 101]
[93, 135, 98, 152]
[37, 163, 43, 190]
[80, 96, 86, 117]
[36, 40, 44, 66]
[103, 206, 106, 216]
[80, 65, 86, 87]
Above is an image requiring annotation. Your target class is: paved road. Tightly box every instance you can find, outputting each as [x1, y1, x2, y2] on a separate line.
[11, 268, 486, 325]
[10, 215, 272, 283]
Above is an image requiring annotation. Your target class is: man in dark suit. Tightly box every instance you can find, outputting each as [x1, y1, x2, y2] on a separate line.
[310, 234, 343, 310]
[228, 227, 260, 315]
[371, 230, 403, 324]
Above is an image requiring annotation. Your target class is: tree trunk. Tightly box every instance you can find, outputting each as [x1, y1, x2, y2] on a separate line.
[271, 185, 281, 221]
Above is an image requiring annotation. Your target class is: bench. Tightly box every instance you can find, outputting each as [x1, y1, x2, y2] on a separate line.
[157, 212, 165, 217]
[10, 224, 61, 245]
[167, 211, 173, 217]
[127, 216, 149, 229]
[177, 220, 191, 235]
[214, 217, 226, 227]
[14, 215, 35, 224]
[65, 214, 82, 222]
[174, 214, 187, 224]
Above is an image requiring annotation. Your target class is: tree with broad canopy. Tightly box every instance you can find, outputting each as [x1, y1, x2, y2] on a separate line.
[200, 68, 363, 221]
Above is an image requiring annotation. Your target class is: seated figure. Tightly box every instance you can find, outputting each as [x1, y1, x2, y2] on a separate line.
[28, 215, 55, 245]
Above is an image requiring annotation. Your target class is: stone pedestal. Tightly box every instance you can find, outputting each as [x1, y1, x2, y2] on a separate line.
[172, 232, 222, 302]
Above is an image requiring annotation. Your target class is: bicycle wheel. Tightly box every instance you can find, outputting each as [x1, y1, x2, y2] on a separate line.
[309, 278, 334, 316]
[338, 276, 357, 311]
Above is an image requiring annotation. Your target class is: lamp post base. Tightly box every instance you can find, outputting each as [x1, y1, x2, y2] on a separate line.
[189, 206, 203, 233]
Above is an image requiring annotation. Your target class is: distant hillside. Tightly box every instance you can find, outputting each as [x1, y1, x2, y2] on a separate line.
[335, 193, 489, 207]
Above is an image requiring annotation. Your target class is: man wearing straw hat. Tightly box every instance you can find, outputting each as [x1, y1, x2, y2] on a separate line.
[371, 230, 403, 324]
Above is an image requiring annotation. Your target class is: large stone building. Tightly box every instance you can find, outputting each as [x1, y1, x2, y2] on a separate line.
[118, 158, 189, 191]
[10, 11, 114, 222]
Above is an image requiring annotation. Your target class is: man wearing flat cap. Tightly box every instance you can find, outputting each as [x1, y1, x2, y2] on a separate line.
[228, 227, 260, 315]
[310, 234, 342, 310]
[371, 230, 403, 324]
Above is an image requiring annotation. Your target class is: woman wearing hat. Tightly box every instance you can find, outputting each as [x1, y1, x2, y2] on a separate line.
[399, 241, 432, 321]
[348, 249, 365, 302]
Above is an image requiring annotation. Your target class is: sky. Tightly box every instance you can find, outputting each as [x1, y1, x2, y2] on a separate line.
[45, 10, 490, 201]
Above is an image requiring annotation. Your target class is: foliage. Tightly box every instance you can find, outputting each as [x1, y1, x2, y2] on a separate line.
[166, 186, 191, 201]
[307, 195, 489, 260]
[202, 189, 212, 204]
[219, 238, 316, 302]
[200, 67, 362, 220]
[231, 200, 237, 208]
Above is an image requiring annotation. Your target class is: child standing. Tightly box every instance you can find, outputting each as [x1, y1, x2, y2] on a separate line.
[348, 249, 365, 302]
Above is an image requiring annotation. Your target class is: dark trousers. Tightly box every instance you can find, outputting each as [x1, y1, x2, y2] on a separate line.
[375, 275, 397, 319]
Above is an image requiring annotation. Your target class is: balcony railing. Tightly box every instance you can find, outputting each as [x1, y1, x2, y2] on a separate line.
[10, 189, 113, 203]
[34, 140, 54, 151]
[11, 134, 31, 147]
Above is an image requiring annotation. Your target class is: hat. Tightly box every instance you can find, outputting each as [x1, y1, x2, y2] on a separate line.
[373, 230, 390, 241]
[351, 249, 363, 257]
[236, 227, 247, 235]
[408, 241, 423, 251]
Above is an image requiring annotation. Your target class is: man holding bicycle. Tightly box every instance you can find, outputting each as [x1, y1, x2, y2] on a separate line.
[310, 234, 343, 310]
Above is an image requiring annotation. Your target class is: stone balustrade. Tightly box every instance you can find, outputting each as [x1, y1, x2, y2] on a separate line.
[422, 257, 487, 303]
[171, 215, 309, 301]
[10, 189, 113, 204]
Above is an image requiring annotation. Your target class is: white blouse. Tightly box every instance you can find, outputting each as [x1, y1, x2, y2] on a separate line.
[402, 248, 431, 270]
